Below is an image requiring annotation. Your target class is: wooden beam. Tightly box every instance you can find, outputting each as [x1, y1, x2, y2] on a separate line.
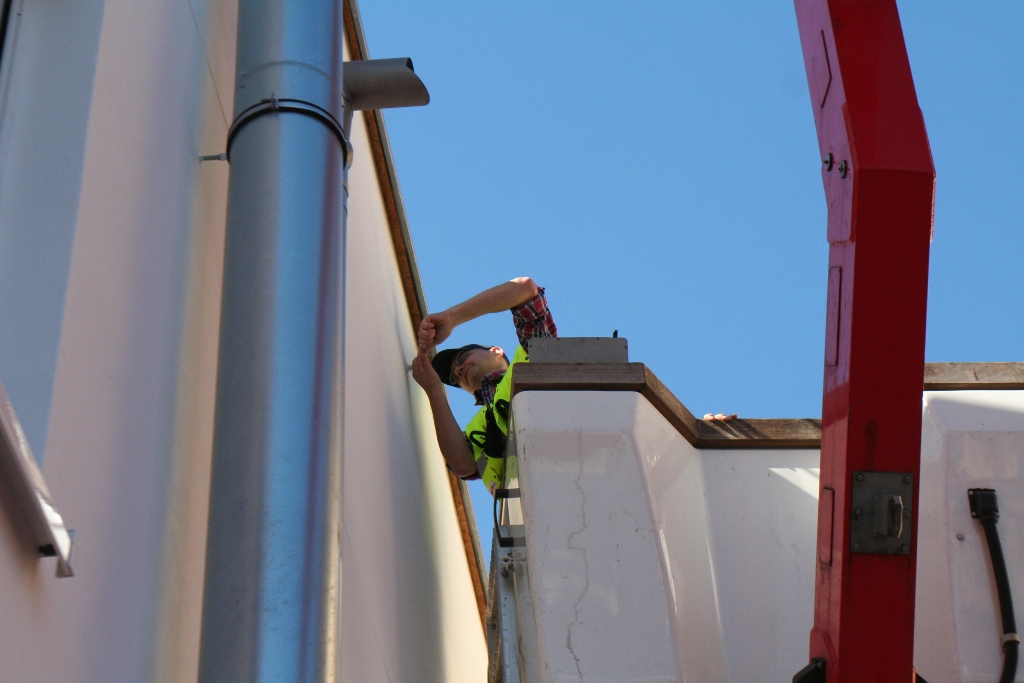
[924, 362, 1024, 390]
[698, 418, 822, 449]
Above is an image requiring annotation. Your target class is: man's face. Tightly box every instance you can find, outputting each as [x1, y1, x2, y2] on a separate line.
[451, 346, 508, 394]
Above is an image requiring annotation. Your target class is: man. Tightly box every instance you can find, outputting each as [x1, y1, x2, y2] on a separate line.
[411, 276, 556, 494]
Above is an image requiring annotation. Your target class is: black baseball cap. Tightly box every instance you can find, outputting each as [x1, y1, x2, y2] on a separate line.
[431, 344, 489, 387]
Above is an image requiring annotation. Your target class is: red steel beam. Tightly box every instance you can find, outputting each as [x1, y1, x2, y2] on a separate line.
[794, 1, 935, 681]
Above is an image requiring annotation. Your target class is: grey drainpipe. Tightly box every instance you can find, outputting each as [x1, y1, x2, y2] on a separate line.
[198, 2, 426, 680]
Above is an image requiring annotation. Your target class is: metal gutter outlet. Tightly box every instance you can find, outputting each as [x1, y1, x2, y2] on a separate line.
[343, 58, 429, 111]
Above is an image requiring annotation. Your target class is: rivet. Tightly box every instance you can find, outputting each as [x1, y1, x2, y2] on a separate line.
[853, 542, 862, 550]
[903, 476, 912, 484]
[956, 533, 965, 541]
[856, 473, 865, 482]
[854, 508, 863, 519]
[901, 544, 909, 552]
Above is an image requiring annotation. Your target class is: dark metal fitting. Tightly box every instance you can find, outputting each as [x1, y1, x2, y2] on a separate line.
[968, 488, 999, 522]
[793, 657, 826, 683]
[823, 152, 834, 171]
[838, 159, 849, 178]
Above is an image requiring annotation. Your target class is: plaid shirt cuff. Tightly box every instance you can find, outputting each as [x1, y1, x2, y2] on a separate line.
[511, 287, 558, 348]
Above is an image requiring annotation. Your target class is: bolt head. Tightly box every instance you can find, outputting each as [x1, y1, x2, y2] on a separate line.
[854, 508, 863, 519]
[956, 533, 965, 541]
[901, 544, 909, 553]
[904, 475, 912, 484]
[856, 473, 865, 481]
[853, 542, 862, 550]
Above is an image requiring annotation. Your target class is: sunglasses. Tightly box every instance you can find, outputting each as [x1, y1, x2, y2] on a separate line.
[449, 349, 473, 386]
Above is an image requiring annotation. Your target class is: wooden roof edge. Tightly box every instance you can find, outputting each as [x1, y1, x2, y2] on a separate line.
[923, 362, 1024, 390]
[512, 362, 822, 449]
[513, 361, 1024, 450]
[343, 0, 487, 628]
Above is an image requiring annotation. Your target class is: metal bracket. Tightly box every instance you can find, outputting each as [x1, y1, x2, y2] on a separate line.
[850, 471, 913, 555]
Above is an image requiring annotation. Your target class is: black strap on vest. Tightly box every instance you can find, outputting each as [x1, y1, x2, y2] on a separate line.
[482, 403, 506, 458]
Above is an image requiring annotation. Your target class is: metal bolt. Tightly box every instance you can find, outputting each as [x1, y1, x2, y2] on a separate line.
[956, 533, 965, 541]
[856, 473, 865, 482]
[853, 542, 862, 550]
[854, 508, 863, 519]
[903, 509, 911, 517]
[838, 160, 849, 178]
[903, 476, 912, 484]
[823, 152, 834, 171]
[901, 544, 909, 553]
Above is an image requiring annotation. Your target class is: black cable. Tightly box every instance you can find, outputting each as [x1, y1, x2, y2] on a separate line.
[969, 488, 1020, 683]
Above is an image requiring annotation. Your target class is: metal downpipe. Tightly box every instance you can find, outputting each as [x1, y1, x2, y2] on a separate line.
[198, 0, 348, 680]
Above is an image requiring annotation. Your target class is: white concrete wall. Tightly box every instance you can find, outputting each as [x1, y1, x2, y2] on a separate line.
[512, 391, 819, 683]
[0, 4, 486, 682]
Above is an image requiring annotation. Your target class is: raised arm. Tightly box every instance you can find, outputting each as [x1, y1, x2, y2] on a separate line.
[411, 348, 477, 477]
[418, 277, 540, 350]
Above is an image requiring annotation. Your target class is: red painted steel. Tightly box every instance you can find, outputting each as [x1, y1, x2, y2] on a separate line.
[794, 1, 935, 680]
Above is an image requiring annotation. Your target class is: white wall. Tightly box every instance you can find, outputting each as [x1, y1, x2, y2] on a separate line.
[0, 3, 485, 682]
[0, 0, 234, 680]
[341, 53, 487, 682]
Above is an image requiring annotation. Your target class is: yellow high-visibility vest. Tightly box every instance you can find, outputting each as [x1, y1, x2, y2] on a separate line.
[464, 345, 528, 493]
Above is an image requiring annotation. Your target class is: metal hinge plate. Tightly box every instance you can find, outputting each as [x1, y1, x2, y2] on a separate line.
[850, 471, 913, 555]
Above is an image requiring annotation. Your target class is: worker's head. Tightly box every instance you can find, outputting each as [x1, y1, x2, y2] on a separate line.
[432, 344, 509, 394]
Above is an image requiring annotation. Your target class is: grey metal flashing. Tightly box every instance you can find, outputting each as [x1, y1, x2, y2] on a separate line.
[0, 378, 73, 577]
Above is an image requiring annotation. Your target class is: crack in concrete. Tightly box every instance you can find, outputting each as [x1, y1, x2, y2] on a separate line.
[565, 434, 589, 681]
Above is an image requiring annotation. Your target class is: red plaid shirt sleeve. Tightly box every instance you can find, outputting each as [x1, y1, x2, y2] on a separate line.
[510, 287, 558, 347]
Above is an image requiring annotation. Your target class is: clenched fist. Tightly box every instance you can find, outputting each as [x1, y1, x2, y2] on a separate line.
[418, 310, 455, 350]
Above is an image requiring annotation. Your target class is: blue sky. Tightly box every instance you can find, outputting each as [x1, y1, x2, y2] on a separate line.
[356, 3, 1024, 545]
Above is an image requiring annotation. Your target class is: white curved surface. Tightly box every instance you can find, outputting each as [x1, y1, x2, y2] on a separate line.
[513, 391, 818, 682]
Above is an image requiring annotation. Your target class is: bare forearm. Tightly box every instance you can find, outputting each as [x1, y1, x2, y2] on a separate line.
[446, 277, 539, 326]
[425, 387, 477, 478]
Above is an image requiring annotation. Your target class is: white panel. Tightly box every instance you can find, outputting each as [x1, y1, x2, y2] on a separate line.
[513, 390, 819, 682]
[514, 391, 682, 683]
[915, 390, 1024, 683]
